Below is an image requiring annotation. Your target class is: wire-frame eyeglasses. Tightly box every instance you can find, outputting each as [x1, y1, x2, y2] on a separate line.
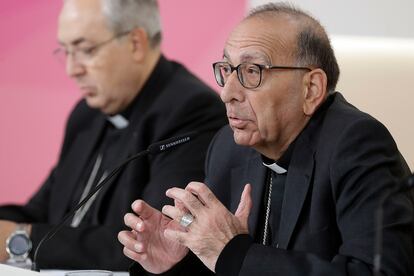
[53, 31, 131, 64]
[212, 62, 312, 89]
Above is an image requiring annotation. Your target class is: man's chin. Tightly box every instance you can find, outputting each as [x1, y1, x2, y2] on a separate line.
[232, 129, 257, 147]
[84, 98, 107, 112]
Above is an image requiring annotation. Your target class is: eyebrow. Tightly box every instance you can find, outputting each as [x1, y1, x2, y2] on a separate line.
[222, 49, 271, 65]
[57, 37, 87, 47]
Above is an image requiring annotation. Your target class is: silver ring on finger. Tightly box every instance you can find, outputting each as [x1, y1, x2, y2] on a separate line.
[179, 213, 194, 228]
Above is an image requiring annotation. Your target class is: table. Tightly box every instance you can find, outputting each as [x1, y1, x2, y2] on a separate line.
[40, 270, 128, 276]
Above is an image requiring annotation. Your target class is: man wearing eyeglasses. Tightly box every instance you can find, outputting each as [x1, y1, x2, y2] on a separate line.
[0, 0, 226, 271]
[119, 3, 413, 276]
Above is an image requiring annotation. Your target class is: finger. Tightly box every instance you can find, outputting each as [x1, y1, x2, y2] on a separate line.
[131, 200, 159, 220]
[162, 205, 185, 222]
[124, 213, 145, 232]
[174, 198, 186, 211]
[118, 231, 147, 253]
[235, 184, 253, 229]
[123, 246, 148, 263]
[166, 187, 204, 216]
[185, 182, 220, 208]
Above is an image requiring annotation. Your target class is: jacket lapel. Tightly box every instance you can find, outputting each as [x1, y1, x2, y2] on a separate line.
[230, 153, 267, 238]
[277, 94, 334, 249]
[91, 124, 139, 209]
[91, 56, 178, 209]
[277, 139, 315, 249]
[279, 95, 339, 249]
[53, 115, 107, 221]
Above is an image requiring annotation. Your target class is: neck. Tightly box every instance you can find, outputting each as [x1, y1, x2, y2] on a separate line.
[108, 49, 161, 115]
[142, 48, 161, 82]
[121, 49, 161, 111]
[135, 48, 161, 92]
[255, 117, 310, 160]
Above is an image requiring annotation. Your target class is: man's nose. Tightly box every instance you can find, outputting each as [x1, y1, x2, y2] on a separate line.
[219, 71, 244, 103]
[66, 54, 86, 78]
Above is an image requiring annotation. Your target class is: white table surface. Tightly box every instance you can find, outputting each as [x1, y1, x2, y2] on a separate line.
[40, 270, 128, 276]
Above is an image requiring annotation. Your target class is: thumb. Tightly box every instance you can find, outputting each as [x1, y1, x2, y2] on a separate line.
[235, 184, 253, 230]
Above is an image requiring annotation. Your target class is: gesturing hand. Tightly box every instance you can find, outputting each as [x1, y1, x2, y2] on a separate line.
[162, 182, 252, 272]
[118, 200, 188, 274]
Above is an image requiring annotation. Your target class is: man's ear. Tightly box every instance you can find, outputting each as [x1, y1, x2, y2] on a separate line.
[302, 68, 328, 116]
[128, 27, 148, 62]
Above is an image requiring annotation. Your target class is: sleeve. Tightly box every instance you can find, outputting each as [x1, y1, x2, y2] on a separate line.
[0, 101, 133, 270]
[129, 252, 213, 276]
[0, 98, 82, 223]
[0, 100, 89, 222]
[212, 118, 413, 276]
[0, 169, 55, 222]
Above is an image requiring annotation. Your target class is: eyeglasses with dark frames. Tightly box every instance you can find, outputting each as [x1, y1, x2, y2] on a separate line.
[212, 62, 312, 89]
[53, 31, 131, 64]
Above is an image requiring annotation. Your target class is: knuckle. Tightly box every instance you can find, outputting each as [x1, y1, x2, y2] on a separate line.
[206, 191, 216, 202]
[183, 192, 194, 203]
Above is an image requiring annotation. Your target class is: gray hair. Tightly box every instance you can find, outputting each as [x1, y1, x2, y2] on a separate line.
[101, 0, 162, 47]
[247, 2, 340, 92]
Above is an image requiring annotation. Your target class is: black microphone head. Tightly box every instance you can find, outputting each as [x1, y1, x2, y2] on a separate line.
[148, 131, 199, 155]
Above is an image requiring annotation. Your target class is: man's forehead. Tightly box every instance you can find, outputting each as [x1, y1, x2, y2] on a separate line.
[223, 16, 297, 64]
[58, 0, 111, 45]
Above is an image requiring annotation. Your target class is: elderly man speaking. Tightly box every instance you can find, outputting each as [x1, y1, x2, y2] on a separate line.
[119, 3, 413, 276]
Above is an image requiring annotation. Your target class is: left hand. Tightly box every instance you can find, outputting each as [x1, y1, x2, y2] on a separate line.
[162, 182, 252, 272]
[0, 220, 19, 261]
[118, 200, 188, 273]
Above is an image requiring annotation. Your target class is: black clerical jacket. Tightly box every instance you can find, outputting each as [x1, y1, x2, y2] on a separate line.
[132, 92, 413, 276]
[0, 56, 227, 270]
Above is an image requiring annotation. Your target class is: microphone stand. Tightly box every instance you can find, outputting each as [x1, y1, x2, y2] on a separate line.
[31, 131, 199, 271]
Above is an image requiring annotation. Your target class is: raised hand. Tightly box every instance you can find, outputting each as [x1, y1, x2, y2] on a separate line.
[118, 200, 188, 274]
[162, 182, 252, 272]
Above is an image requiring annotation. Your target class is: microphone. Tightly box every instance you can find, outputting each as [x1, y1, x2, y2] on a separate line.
[148, 131, 198, 154]
[373, 173, 414, 276]
[31, 131, 199, 271]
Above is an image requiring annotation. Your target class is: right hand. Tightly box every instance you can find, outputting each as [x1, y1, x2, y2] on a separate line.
[118, 200, 188, 273]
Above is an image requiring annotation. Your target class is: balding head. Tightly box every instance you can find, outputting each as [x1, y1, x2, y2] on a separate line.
[246, 3, 340, 92]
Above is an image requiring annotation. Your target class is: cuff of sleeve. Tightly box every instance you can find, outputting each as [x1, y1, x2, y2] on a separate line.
[215, 234, 253, 276]
[129, 252, 207, 276]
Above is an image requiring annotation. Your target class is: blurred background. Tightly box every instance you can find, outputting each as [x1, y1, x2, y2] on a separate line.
[0, 0, 413, 204]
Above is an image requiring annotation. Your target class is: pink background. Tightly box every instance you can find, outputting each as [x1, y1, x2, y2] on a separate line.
[0, 0, 246, 204]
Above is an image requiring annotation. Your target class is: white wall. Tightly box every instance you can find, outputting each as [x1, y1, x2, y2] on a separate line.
[332, 36, 414, 169]
[250, 0, 414, 39]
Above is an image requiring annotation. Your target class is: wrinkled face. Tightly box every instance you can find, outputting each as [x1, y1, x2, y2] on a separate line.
[57, 0, 138, 114]
[220, 16, 309, 156]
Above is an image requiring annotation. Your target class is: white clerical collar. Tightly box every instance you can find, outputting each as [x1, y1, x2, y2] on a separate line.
[107, 115, 129, 129]
[262, 162, 287, 174]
